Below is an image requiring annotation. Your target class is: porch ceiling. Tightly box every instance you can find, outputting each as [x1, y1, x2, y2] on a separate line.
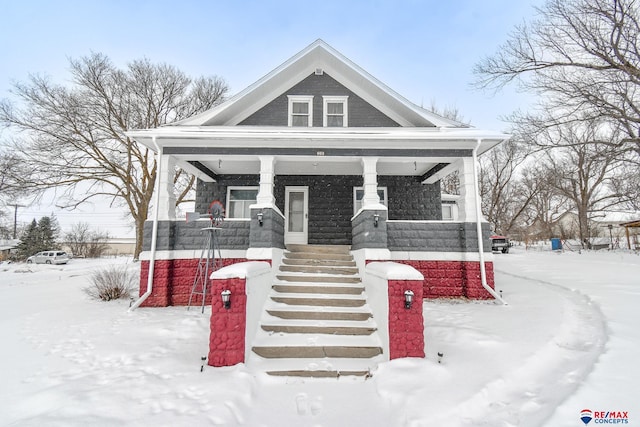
[178, 155, 456, 179]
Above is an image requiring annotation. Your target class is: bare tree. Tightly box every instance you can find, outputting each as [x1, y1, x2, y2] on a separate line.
[474, 0, 640, 158]
[0, 53, 228, 258]
[537, 122, 628, 246]
[64, 222, 110, 258]
[479, 139, 535, 236]
[0, 147, 24, 201]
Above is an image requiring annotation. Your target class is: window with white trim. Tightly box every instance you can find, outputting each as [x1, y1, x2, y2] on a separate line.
[353, 187, 387, 215]
[442, 203, 454, 220]
[288, 95, 313, 127]
[323, 96, 348, 127]
[226, 187, 258, 219]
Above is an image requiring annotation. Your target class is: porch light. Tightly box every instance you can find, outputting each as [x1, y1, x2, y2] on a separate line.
[437, 352, 444, 364]
[404, 290, 414, 309]
[221, 290, 231, 310]
[373, 214, 380, 227]
[257, 211, 264, 226]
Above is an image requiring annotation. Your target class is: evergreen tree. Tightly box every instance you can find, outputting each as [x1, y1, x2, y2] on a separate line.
[16, 216, 60, 259]
[37, 216, 60, 250]
[16, 219, 39, 259]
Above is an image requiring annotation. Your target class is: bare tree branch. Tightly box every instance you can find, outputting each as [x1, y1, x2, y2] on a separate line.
[0, 53, 228, 257]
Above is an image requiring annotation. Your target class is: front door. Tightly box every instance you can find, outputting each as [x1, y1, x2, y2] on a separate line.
[284, 186, 308, 245]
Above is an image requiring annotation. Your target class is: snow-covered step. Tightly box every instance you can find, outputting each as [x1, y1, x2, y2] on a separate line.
[271, 296, 366, 307]
[249, 244, 385, 377]
[253, 329, 381, 346]
[285, 251, 354, 262]
[279, 264, 359, 275]
[261, 316, 375, 327]
[252, 346, 383, 359]
[266, 309, 372, 321]
[249, 355, 384, 378]
[276, 274, 361, 283]
[261, 324, 376, 335]
[286, 244, 351, 254]
[272, 284, 363, 295]
[282, 257, 356, 267]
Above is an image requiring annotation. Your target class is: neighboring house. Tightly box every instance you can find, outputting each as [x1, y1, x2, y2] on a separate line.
[103, 238, 136, 256]
[0, 239, 20, 261]
[530, 211, 638, 249]
[127, 40, 509, 308]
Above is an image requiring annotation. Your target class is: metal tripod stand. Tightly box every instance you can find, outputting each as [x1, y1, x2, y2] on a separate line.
[187, 224, 223, 313]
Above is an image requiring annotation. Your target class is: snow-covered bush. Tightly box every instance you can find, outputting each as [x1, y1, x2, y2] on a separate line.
[86, 265, 136, 301]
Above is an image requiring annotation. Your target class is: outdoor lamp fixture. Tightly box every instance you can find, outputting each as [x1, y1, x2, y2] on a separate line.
[221, 290, 231, 310]
[373, 214, 380, 227]
[404, 290, 414, 309]
[257, 211, 264, 226]
[437, 352, 444, 364]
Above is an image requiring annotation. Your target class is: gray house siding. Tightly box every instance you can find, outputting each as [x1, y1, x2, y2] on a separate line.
[195, 175, 259, 214]
[239, 72, 401, 127]
[274, 175, 362, 245]
[142, 220, 250, 251]
[379, 176, 441, 220]
[192, 175, 442, 246]
[387, 222, 492, 252]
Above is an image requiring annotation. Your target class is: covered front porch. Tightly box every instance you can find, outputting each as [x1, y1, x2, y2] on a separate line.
[129, 127, 507, 307]
[145, 127, 499, 245]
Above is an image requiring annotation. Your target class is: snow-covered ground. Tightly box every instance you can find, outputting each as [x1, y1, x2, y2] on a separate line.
[0, 248, 637, 426]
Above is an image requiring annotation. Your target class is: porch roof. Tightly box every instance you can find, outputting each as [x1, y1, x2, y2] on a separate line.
[127, 126, 509, 182]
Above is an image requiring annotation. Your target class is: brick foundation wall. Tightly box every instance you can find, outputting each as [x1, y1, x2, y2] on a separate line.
[208, 277, 247, 367]
[394, 260, 495, 299]
[138, 258, 251, 307]
[388, 279, 425, 359]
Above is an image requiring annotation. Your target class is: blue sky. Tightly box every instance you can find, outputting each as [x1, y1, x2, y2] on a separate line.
[1, 0, 542, 236]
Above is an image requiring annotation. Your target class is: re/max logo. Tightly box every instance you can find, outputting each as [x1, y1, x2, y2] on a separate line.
[594, 412, 628, 419]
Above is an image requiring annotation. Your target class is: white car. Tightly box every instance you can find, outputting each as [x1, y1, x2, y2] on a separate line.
[27, 251, 70, 265]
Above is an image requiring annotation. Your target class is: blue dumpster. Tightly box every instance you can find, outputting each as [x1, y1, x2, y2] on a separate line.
[551, 238, 562, 250]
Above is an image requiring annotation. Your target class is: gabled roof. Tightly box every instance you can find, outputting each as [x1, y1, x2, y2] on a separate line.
[173, 39, 465, 128]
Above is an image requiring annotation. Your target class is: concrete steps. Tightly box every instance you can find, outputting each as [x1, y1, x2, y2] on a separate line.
[282, 258, 356, 267]
[249, 244, 384, 378]
[272, 284, 364, 294]
[279, 264, 359, 275]
[261, 324, 377, 335]
[266, 309, 372, 321]
[276, 274, 362, 283]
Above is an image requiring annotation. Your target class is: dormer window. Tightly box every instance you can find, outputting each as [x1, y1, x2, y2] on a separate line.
[323, 96, 348, 127]
[288, 95, 313, 127]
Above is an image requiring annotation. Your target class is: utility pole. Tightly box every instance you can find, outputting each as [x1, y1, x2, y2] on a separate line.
[9, 204, 25, 239]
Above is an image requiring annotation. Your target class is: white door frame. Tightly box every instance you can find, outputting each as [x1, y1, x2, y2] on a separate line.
[284, 186, 309, 245]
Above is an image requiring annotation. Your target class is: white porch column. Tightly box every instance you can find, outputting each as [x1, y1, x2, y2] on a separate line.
[361, 157, 381, 207]
[156, 153, 176, 220]
[457, 157, 481, 222]
[256, 155, 276, 207]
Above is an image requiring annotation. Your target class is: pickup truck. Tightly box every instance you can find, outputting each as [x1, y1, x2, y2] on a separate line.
[490, 235, 510, 253]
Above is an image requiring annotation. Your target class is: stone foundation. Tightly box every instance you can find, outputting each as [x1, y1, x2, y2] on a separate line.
[395, 260, 495, 299]
[138, 258, 250, 307]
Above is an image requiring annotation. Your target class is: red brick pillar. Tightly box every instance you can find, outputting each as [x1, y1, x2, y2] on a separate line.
[208, 277, 247, 366]
[388, 279, 425, 359]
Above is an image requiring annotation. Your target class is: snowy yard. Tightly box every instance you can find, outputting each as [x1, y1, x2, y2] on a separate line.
[0, 248, 637, 426]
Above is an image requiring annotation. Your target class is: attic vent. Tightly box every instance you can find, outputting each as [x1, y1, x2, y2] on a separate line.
[314, 68, 324, 76]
